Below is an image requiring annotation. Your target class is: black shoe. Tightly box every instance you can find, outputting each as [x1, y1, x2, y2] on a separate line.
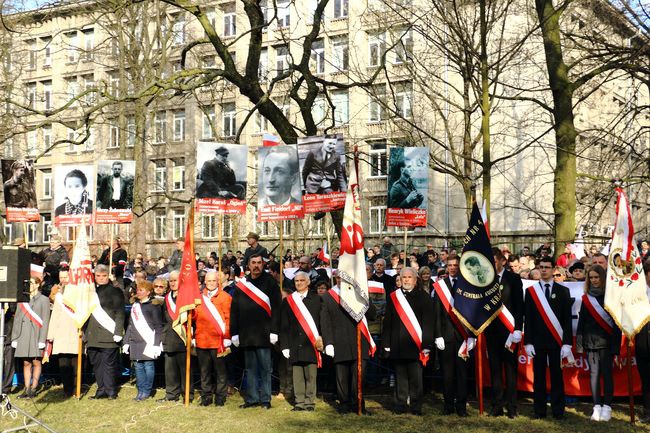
[552, 414, 564, 420]
[533, 413, 546, 419]
[457, 409, 469, 417]
[201, 397, 213, 407]
[17, 391, 31, 399]
[507, 409, 518, 419]
[393, 407, 407, 415]
[260, 402, 271, 410]
[337, 405, 350, 415]
[442, 406, 454, 416]
[156, 397, 179, 402]
[215, 399, 225, 407]
[107, 395, 118, 400]
[490, 407, 504, 417]
[239, 402, 259, 409]
[89, 393, 108, 400]
[411, 409, 423, 416]
[291, 406, 305, 412]
[305, 407, 314, 412]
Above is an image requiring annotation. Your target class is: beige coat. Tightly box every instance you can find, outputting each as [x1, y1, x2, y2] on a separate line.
[47, 292, 79, 355]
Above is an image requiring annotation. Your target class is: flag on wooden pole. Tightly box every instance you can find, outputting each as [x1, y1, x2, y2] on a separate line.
[172, 207, 202, 342]
[318, 242, 330, 264]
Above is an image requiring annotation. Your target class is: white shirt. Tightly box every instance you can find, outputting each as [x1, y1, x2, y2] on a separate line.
[112, 177, 121, 200]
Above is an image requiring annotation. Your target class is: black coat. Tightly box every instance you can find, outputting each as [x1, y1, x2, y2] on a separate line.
[523, 281, 573, 349]
[371, 273, 396, 295]
[321, 291, 377, 362]
[242, 244, 269, 269]
[484, 270, 524, 344]
[1, 303, 16, 346]
[576, 294, 621, 353]
[434, 277, 469, 343]
[84, 283, 125, 348]
[98, 247, 128, 279]
[636, 321, 650, 358]
[230, 272, 280, 348]
[124, 299, 163, 361]
[161, 293, 186, 353]
[280, 292, 323, 365]
[381, 288, 434, 360]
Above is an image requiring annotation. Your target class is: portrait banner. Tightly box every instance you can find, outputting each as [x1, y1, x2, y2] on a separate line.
[94, 160, 135, 224]
[1, 159, 39, 222]
[298, 135, 347, 213]
[386, 147, 428, 227]
[257, 145, 304, 222]
[195, 142, 248, 215]
[53, 164, 95, 227]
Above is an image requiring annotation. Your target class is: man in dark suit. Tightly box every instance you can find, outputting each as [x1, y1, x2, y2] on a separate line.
[230, 254, 281, 409]
[485, 247, 524, 418]
[197, 146, 244, 199]
[524, 256, 574, 419]
[434, 255, 474, 416]
[371, 258, 396, 294]
[381, 267, 433, 415]
[634, 261, 650, 423]
[96, 161, 133, 209]
[301, 136, 346, 194]
[279, 271, 323, 411]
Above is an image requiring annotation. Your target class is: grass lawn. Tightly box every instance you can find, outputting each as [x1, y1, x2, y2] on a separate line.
[3, 384, 650, 433]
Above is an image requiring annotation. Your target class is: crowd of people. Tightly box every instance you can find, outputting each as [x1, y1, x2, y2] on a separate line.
[3, 232, 650, 422]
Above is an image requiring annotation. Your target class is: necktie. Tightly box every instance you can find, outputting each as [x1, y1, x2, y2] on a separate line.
[545, 283, 551, 301]
[451, 278, 456, 288]
[497, 275, 501, 284]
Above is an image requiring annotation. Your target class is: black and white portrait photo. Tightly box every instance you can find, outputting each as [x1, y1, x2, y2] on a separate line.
[257, 145, 302, 207]
[298, 135, 347, 195]
[1, 159, 37, 209]
[196, 142, 247, 200]
[53, 165, 95, 220]
[96, 160, 135, 210]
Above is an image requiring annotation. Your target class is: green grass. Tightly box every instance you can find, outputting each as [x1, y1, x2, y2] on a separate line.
[2, 385, 650, 433]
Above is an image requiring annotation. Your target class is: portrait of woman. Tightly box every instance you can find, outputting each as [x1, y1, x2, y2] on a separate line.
[54, 169, 94, 217]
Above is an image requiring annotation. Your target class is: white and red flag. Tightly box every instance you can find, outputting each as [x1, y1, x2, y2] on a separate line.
[481, 199, 490, 240]
[318, 242, 330, 264]
[262, 132, 282, 147]
[62, 218, 99, 329]
[604, 187, 650, 338]
[336, 154, 369, 322]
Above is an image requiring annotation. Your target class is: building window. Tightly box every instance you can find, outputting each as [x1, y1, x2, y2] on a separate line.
[172, 15, 185, 46]
[222, 103, 236, 137]
[312, 97, 327, 126]
[368, 140, 388, 177]
[127, 116, 136, 147]
[332, 90, 349, 126]
[259, 48, 268, 80]
[369, 198, 386, 234]
[43, 125, 52, 150]
[202, 214, 218, 239]
[283, 220, 292, 236]
[172, 208, 186, 240]
[26, 83, 36, 109]
[41, 37, 52, 68]
[153, 160, 166, 191]
[277, 0, 290, 27]
[369, 84, 387, 122]
[223, 216, 233, 238]
[42, 169, 52, 198]
[173, 110, 185, 141]
[255, 112, 268, 133]
[66, 77, 78, 100]
[394, 81, 413, 118]
[83, 75, 95, 104]
[332, 36, 348, 72]
[313, 218, 324, 236]
[172, 159, 185, 191]
[27, 130, 38, 156]
[334, 0, 348, 18]
[66, 32, 78, 63]
[223, 11, 236, 37]
[154, 209, 167, 240]
[311, 39, 325, 74]
[154, 111, 166, 143]
[27, 39, 37, 69]
[85, 127, 95, 151]
[42, 81, 52, 110]
[109, 121, 119, 148]
[3, 220, 12, 243]
[83, 29, 94, 61]
[202, 106, 215, 139]
[42, 215, 52, 242]
[368, 32, 386, 67]
[26, 223, 36, 244]
[275, 45, 289, 77]
[394, 29, 414, 64]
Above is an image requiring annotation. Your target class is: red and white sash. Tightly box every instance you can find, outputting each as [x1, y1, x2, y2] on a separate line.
[328, 288, 376, 356]
[166, 292, 178, 321]
[19, 302, 44, 328]
[237, 280, 272, 317]
[54, 292, 77, 322]
[582, 294, 614, 335]
[433, 280, 471, 360]
[286, 291, 322, 367]
[368, 281, 385, 295]
[526, 284, 563, 347]
[200, 291, 227, 337]
[131, 302, 158, 358]
[390, 289, 429, 366]
[498, 305, 518, 352]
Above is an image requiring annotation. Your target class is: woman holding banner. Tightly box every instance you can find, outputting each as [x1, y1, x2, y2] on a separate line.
[11, 277, 50, 398]
[576, 265, 621, 422]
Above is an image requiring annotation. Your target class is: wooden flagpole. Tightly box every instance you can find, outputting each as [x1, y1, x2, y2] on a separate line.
[108, 224, 114, 280]
[218, 214, 223, 275]
[184, 314, 192, 407]
[477, 333, 484, 415]
[22, 222, 28, 249]
[279, 223, 284, 293]
[628, 338, 635, 424]
[76, 329, 83, 398]
[357, 323, 362, 416]
[325, 215, 334, 289]
[403, 226, 408, 267]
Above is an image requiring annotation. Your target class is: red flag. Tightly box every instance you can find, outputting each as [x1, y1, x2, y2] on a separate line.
[172, 207, 202, 342]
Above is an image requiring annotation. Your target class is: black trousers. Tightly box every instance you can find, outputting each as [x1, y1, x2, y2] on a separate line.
[58, 354, 78, 396]
[2, 344, 15, 393]
[440, 340, 468, 411]
[487, 341, 518, 411]
[532, 347, 564, 417]
[636, 354, 650, 414]
[278, 355, 293, 400]
[164, 351, 193, 400]
[335, 360, 367, 410]
[87, 347, 119, 397]
[196, 348, 227, 403]
[393, 360, 423, 412]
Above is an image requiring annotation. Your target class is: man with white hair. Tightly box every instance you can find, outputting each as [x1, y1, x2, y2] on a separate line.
[371, 258, 396, 294]
[381, 267, 433, 415]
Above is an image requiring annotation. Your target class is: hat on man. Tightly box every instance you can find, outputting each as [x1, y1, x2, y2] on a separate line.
[215, 146, 229, 156]
[569, 261, 585, 273]
[246, 232, 260, 241]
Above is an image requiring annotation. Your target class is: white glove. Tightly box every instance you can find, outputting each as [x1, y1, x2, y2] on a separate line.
[525, 344, 535, 358]
[422, 349, 431, 356]
[512, 330, 522, 343]
[466, 337, 476, 352]
[113, 335, 123, 343]
[224, 339, 232, 348]
[191, 339, 196, 347]
[232, 335, 240, 347]
[325, 345, 334, 357]
[38, 342, 46, 350]
[152, 346, 162, 358]
[11, 341, 17, 349]
[435, 337, 445, 351]
[384, 347, 390, 352]
[122, 344, 130, 354]
[560, 344, 573, 359]
[282, 349, 290, 359]
[270, 333, 278, 345]
[160, 344, 165, 352]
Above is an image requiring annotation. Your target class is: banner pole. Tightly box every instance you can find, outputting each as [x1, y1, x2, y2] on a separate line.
[477, 333, 484, 415]
[218, 214, 223, 275]
[628, 339, 635, 424]
[357, 323, 362, 416]
[325, 214, 334, 289]
[76, 329, 82, 398]
[279, 223, 284, 293]
[403, 226, 408, 267]
[108, 224, 114, 280]
[22, 222, 29, 249]
[185, 314, 192, 407]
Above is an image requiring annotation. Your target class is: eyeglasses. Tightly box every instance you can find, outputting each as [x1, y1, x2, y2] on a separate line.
[553, 274, 562, 277]
[154, 285, 165, 288]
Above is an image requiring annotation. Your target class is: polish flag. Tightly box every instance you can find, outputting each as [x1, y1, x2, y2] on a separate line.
[262, 132, 281, 147]
[481, 199, 490, 240]
[318, 242, 330, 264]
